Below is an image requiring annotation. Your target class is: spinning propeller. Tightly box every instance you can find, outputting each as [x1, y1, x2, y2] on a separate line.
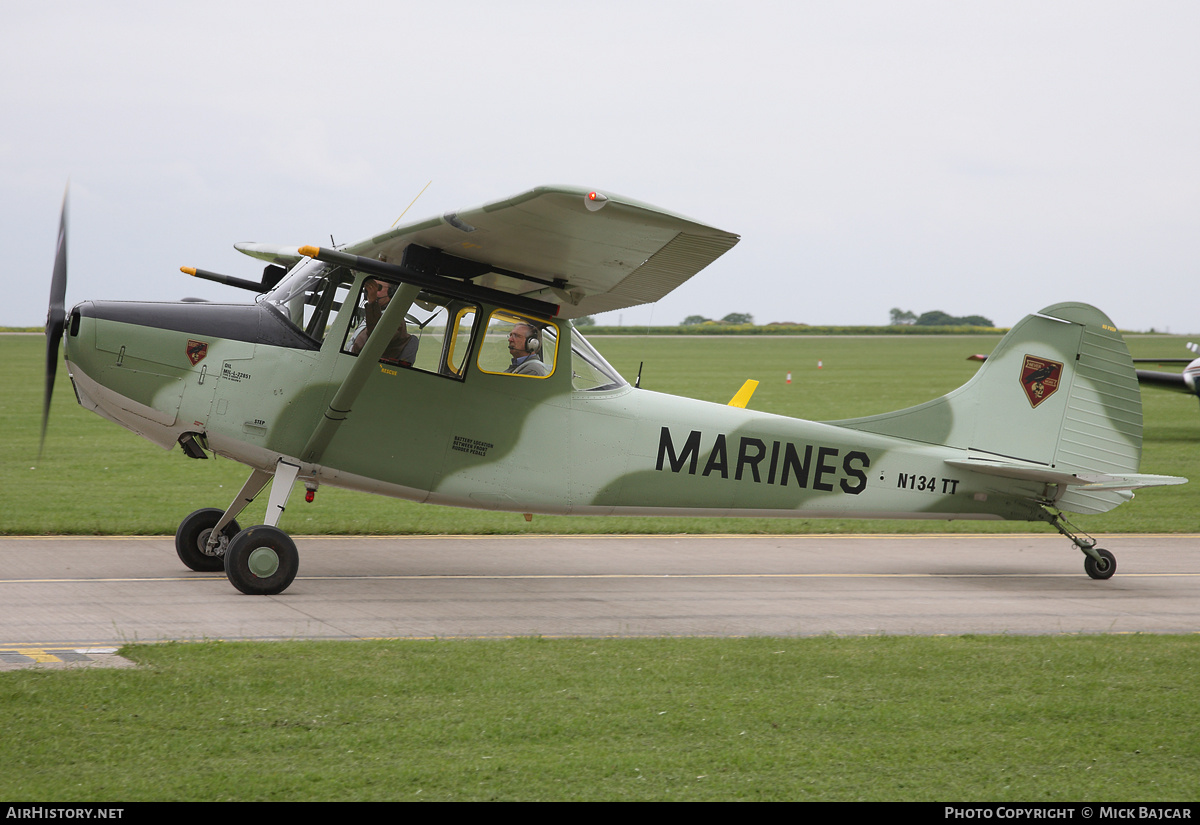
[40, 188, 68, 459]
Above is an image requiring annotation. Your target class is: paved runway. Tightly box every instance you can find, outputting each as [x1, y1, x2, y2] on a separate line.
[2, 534, 1198, 662]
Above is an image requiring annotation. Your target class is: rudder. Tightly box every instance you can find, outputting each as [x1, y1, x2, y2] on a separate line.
[831, 302, 1143, 479]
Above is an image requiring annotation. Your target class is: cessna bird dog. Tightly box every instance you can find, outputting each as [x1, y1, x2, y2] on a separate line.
[42, 185, 1185, 594]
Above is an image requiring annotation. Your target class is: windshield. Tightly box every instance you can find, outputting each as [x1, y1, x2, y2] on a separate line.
[262, 259, 329, 319]
[571, 326, 627, 391]
[261, 260, 353, 342]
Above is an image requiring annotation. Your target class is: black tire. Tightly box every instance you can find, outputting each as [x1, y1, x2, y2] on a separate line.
[175, 508, 241, 572]
[224, 526, 299, 595]
[1084, 548, 1116, 580]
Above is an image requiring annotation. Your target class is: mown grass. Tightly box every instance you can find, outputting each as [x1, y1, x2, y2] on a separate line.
[2, 636, 1198, 802]
[4, 332, 1196, 535]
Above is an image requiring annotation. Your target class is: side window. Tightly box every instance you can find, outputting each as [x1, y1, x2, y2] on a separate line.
[340, 276, 478, 380]
[477, 310, 557, 378]
[570, 327, 627, 391]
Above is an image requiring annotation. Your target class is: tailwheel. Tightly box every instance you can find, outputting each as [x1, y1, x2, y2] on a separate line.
[1045, 507, 1118, 581]
[175, 508, 241, 572]
[1084, 548, 1116, 581]
[224, 525, 299, 595]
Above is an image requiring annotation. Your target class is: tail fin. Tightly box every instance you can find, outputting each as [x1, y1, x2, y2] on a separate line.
[831, 302, 1182, 514]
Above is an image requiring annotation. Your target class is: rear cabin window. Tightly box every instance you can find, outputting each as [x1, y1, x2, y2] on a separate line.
[476, 310, 557, 378]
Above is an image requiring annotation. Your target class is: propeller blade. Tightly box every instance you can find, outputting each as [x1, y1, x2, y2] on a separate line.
[40, 187, 69, 459]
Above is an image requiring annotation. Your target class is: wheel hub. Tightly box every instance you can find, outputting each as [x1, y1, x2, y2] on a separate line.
[247, 547, 280, 578]
[197, 528, 228, 557]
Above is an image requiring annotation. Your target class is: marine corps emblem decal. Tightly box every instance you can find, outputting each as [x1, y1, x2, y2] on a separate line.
[1020, 354, 1063, 408]
[186, 339, 208, 366]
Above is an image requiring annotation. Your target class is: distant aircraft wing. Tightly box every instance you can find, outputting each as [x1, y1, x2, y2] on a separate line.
[1134, 369, 1191, 392]
[339, 185, 740, 320]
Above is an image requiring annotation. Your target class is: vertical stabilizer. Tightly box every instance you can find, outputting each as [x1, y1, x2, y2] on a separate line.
[831, 303, 1143, 487]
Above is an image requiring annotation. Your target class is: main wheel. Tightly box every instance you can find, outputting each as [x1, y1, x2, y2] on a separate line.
[224, 526, 299, 595]
[175, 508, 241, 572]
[1084, 548, 1116, 580]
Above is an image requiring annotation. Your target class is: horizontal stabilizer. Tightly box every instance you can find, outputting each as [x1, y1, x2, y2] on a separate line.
[946, 458, 1187, 492]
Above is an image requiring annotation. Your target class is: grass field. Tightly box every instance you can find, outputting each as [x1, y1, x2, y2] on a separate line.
[2, 636, 1199, 801]
[3, 331, 1197, 535]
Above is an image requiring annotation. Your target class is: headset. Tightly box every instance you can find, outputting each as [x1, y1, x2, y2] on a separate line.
[517, 323, 540, 354]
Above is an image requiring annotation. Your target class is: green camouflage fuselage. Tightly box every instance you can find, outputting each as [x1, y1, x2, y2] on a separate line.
[66, 293, 1111, 528]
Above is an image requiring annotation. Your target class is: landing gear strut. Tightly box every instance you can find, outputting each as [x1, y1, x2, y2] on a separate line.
[1046, 508, 1117, 580]
[176, 459, 305, 595]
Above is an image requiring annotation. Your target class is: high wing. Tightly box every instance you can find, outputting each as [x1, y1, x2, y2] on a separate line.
[324, 185, 740, 320]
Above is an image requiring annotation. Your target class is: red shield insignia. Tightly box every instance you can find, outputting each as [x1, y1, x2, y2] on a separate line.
[1020, 354, 1063, 408]
[186, 339, 208, 366]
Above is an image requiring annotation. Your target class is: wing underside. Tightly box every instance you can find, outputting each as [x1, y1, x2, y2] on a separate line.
[340, 186, 740, 319]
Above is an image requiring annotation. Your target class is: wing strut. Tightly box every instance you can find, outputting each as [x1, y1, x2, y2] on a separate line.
[299, 283, 421, 465]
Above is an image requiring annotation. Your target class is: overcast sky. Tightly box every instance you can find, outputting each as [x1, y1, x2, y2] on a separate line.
[3, 1, 1197, 332]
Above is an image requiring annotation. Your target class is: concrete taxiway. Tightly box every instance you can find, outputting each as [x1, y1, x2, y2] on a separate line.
[2, 534, 1198, 662]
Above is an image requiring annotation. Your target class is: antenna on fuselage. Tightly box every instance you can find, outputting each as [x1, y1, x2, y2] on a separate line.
[635, 361, 643, 389]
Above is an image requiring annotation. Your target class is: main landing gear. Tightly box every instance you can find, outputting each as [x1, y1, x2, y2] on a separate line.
[175, 460, 304, 595]
[223, 525, 299, 596]
[175, 508, 241, 572]
[1046, 509, 1117, 580]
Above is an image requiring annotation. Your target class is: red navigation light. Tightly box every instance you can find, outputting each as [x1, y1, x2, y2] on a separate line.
[584, 190, 608, 212]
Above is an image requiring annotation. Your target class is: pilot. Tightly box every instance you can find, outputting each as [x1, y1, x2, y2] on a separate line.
[349, 278, 417, 365]
[504, 322, 549, 376]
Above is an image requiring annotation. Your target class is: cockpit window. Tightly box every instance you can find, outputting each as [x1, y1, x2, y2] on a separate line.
[339, 274, 479, 381]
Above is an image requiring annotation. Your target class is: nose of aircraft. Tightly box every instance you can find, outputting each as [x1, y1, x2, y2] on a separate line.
[1183, 358, 1200, 393]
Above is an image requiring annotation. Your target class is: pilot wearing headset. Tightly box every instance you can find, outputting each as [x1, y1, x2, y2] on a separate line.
[504, 322, 549, 376]
[348, 277, 417, 365]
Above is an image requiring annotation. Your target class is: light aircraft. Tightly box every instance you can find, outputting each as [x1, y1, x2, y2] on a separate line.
[42, 185, 1186, 594]
[1133, 343, 1200, 405]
